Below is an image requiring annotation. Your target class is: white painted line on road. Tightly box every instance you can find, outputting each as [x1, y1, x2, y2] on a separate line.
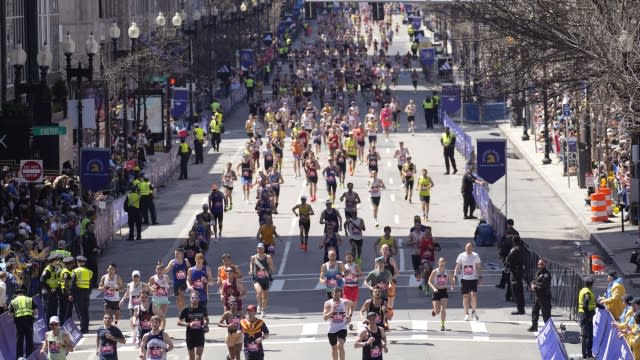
[398, 238, 405, 272]
[270, 279, 285, 292]
[408, 275, 421, 288]
[394, 214, 400, 225]
[386, 148, 390, 154]
[390, 194, 396, 202]
[470, 321, 489, 341]
[315, 280, 325, 290]
[388, 178, 394, 185]
[411, 320, 429, 339]
[277, 241, 291, 276]
[300, 323, 319, 342]
[387, 161, 392, 167]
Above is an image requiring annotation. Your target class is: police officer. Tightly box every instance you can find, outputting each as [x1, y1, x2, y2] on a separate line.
[125, 186, 142, 240]
[49, 240, 72, 258]
[422, 95, 434, 129]
[58, 256, 75, 324]
[506, 235, 525, 315]
[264, 63, 271, 84]
[210, 98, 221, 114]
[40, 253, 62, 324]
[579, 276, 596, 359]
[528, 259, 552, 332]
[209, 111, 223, 152]
[440, 127, 457, 175]
[193, 124, 206, 164]
[497, 219, 519, 292]
[10, 287, 38, 358]
[71, 255, 93, 333]
[139, 175, 158, 225]
[178, 138, 192, 180]
[432, 91, 440, 124]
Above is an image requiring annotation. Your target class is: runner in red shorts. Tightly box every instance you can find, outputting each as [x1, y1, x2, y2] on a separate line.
[343, 251, 362, 330]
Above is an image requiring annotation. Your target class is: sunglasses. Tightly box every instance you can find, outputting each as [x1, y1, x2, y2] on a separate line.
[133, 275, 140, 278]
[50, 323, 59, 326]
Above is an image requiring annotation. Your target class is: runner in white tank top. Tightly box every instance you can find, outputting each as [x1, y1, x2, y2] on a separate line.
[99, 263, 125, 324]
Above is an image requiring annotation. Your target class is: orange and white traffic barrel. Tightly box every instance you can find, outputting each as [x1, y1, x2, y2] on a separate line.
[591, 254, 606, 274]
[590, 192, 608, 222]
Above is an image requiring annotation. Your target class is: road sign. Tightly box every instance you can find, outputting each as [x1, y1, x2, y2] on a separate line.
[20, 160, 43, 183]
[33, 126, 67, 136]
[562, 103, 571, 117]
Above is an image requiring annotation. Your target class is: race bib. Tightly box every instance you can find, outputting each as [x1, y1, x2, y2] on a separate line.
[376, 314, 382, 324]
[370, 346, 382, 357]
[100, 344, 114, 355]
[242, 170, 250, 177]
[247, 342, 259, 352]
[49, 341, 60, 353]
[257, 270, 267, 279]
[266, 154, 273, 161]
[105, 288, 115, 297]
[193, 280, 204, 289]
[327, 175, 335, 182]
[149, 346, 164, 359]
[369, 160, 377, 167]
[351, 227, 361, 236]
[420, 184, 429, 191]
[141, 320, 152, 330]
[345, 274, 356, 283]
[176, 270, 186, 280]
[308, 169, 317, 177]
[406, 170, 413, 177]
[463, 265, 474, 276]
[376, 282, 387, 290]
[190, 319, 202, 329]
[332, 312, 345, 323]
[337, 157, 345, 164]
[327, 279, 338, 288]
[436, 275, 447, 286]
[155, 287, 168, 297]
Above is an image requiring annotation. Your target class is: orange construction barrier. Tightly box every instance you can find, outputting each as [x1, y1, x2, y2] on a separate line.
[590, 192, 608, 222]
[591, 254, 606, 274]
[599, 187, 613, 216]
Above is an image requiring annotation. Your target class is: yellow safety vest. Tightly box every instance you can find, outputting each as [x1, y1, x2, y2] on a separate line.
[50, 249, 72, 258]
[132, 178, 142, 189]
[345, 138, 357, 156]
[79, 217, 91, 236]
[11, 295, 33, 317]
[138, 181, 152, 196]
[245, 78, 255, 88]
[194, 127, 205, 141]
[441, 133, 454, 146]
[433, 95, 440, 106]
[211, 101, 221, 112]
[423, 99, 433, 109]
[127, 192, 140, 208]
[72, 267, 92, 289]
[578, 287, 596, 313]
[59, 268, 73, 289]
[180, 143, 190, 154]
[418, 176, 431, 196]
[44, 264, 60, 289]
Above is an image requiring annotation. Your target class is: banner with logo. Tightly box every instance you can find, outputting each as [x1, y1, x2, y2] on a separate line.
[441, 84, 462, 114]
[420, 47, 435, 67]
[80, 148, 111, 192]
[601, 325, 634, 360]
[240, 49, 255, 70]
[171, 87, 189, 119]
[592, 308, 632, 359]
[592, 307, 611, 356]
[536, 318, 568, 360]
[144, 96, 163, 134]
[476, 139, 506, 184]
[410, 16, 421, 30]
[62, 318, 84, 345]
[0, 312, 18, 360]
[263, 32, 274, 46]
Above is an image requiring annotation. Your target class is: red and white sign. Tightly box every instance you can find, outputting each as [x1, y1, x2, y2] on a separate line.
[20, 160, 43, 183]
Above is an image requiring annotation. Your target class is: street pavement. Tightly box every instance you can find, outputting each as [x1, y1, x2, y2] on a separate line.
[64, 13, 588, 360]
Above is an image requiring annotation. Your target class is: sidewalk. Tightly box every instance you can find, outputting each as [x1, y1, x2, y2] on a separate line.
[500, 123, 640, 285]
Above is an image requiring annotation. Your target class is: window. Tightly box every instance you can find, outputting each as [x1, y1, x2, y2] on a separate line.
[6, 0, 26, 87]
[38, 0, 60, 72]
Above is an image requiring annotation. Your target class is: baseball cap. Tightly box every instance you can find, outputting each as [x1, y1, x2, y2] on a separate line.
[301, 195, 307, 201]
[132, 270, 141, 277]
[624, 294, 634, 305]
[211, 183, 218, 190]
[49, 316, 60, 324]
[257, 243, 265, 249]
[633, 297, 640, 306]
[366, 312, 377, 319]
[608, 271, 618, 278]
[325, 199, 332, 205]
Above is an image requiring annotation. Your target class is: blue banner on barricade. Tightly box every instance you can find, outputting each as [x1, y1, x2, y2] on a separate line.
[0, 311, 18, 360]
[536, 318, 569, 360]
[32, 294, 47, 343]
[592, 308, 633, 359]
[602, 325, 634, 360]
[593, 307, 611, 357]
[476, 139, 506, 184]
[62, 318, 84, 345]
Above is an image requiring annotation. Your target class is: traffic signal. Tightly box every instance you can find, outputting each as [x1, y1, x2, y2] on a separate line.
[169, 76, 176, 86]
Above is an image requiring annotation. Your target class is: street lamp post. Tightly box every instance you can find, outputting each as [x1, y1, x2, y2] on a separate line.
[621, 30, 639, 224]
[541, 66, 552, 165]
[62, 32, 98, 170]
[175, 8, 200, 126]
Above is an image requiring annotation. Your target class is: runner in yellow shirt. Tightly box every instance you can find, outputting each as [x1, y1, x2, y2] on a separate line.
[417, 168, 435, 221]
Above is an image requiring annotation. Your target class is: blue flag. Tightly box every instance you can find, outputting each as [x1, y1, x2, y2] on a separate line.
[537, 318, 569, 360]
[171, 87, 189, 119]
[80, 148, 111, 192]
[476, 139, 506, 184]
[420, 47, 435, 66]
[240, 49, 255, 70]
[441, 84, 461, 113]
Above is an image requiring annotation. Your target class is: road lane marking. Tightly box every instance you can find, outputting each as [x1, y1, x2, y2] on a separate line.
[387, 161, 392, 167]
[398, 238, 405, 272]
[411, 320, 429, 339]
[270, 279, 285, 292]
[471, 321, 489, 341]
[390, 194, 396, 202]
[300, 323, 319, 342]
[315, 281, 325, 290]
[394, 214, 400, 224]
[277, 241, 291, 275]
[389, 178, 394, 185]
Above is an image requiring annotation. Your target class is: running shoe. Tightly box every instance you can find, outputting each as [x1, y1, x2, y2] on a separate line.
[261, 310, 265, 317]
[299, 243, 305, 250]
[464, 314, 470, 321]
[440, 325, 445, 331]
[257, 305, 262, 314]
[349, 323, 354, 330]
[472, 312, 479, 321]
[431, 310, 436, 317]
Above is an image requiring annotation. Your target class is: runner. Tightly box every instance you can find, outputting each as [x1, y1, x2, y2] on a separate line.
[373, 226, 398, 256]
[291, 135, 305, 178]
[404, 99, 416, 135]
[267, 166, 284, 211]
[292, 195, 315, 251]
[414, 226, 440, 296]
[208, 184, 226, 240]
[312, 125, 323, 158]
[182, 232, 202, 268]
[163, 248, 191, 314]
[320, 199, 343, 235]
[323, 287, 353, 360]
[40, 315, 75, 359]
[305, 152, 321, 201]
[379, 244, 399, 318]
[401, 156, 416, 203]
[327, 128, 341, 158]
[237, 156, 254, 203]
[354, 312, 389, 359]
[365, 111, 378, 147]
[344, 133, 358, 176]
[428, 257, 455, 331]
[323, 159, 340, 203]
[359, 288, 389, 331]
[340, 182, 362, 223]
[95, 313, 126, 359]
[132, 291, 164, 346]
[119, 270, 149, 344]
[393, 142, 410, 181]
[335, 149, 348, 187]
[365, 257, 393, 301]
[367, 145, 381, 174]
[343, 251, 363, 330]
[379, 104, 393, 140]
[177, 293, 209, 360]
[254, 184, 275, 224]
[240, 304, 270, 360]
[256, 216, 281, 256]
[249, 243, 275, 317]
[221, 266, 247, 312]
[217, 253, 243, 303]
[139, 315, 174, 360]
[453, 242, 483, 321]
[187, 253, 214, 309]
[353, 124, 366, 164]
[367, 171, 386, 227]
[98, 263, 124, 325]
[148, 264, 171, 316]
[320, 223, 343, 263]
[417, 169, 434, 221]
[320, 249, 346, 300]
[192, 214, 212, 253]
[407, 216, 428, 281]
[218, 300, 244, 360]
[262, 142, 275, 171]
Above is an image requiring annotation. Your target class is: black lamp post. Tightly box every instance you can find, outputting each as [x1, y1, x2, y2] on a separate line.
[62, 32, 98, 170]
[541, 66, 552, 165]
[175, 7, 200, 126]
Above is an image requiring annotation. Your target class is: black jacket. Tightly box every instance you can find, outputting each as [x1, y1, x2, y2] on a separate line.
[533, 267, 552, 297]
[506, 245, 524, 276]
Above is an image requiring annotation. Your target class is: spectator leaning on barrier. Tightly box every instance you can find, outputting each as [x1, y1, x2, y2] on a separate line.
[599, 271, 626, 320]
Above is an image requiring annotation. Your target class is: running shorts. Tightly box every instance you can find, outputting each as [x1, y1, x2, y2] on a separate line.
[460, 279, 478, 294]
